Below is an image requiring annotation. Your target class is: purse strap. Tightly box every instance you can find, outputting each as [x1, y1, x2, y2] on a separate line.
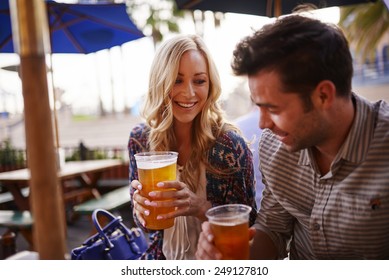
[83, 209, 144, 258]
[91, 209, 121, 249]
[80, 209, 119, 247]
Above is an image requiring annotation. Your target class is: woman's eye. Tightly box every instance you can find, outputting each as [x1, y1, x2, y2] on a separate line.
[175, 79, 182, 84]
[194, 79, 206, 85]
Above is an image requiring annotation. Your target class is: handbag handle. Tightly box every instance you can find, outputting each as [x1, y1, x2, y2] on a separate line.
[84, 209, 144, 257]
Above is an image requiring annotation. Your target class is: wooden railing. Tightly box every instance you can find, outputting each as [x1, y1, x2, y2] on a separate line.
[0, 145, 129, 180]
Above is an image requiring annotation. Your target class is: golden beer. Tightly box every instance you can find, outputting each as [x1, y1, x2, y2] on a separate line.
[206, 204, 251, 260]
[135, 152, 178, 230]
[210, 219, 249, 260]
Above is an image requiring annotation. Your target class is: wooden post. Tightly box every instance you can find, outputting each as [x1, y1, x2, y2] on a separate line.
[274, 0, 282, 17]
[9, 0, 67, 259]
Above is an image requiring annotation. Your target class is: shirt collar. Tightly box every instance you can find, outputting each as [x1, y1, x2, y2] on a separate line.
[299, 93, 376, 167]
[336, 93, 375, 164]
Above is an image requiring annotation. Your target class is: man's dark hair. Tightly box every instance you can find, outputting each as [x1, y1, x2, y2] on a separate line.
[231, 15, 353, 107]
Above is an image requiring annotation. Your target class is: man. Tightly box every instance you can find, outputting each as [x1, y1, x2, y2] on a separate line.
[196, 14, 389, 259]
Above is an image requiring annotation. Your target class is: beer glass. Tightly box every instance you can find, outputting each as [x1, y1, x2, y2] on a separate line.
[206, 204, 252, 260]
[134, 151, 178, 230]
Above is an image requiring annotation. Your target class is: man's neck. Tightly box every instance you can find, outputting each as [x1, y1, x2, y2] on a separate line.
[314, 96, 356, 174]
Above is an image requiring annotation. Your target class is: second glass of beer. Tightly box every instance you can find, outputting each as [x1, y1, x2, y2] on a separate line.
[134, 151, 178, 230]
[206, 204, 252, 260]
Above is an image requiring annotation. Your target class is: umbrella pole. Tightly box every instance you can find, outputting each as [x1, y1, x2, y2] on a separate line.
[10, 0, 67, 260]
[49, 53, 60, 151]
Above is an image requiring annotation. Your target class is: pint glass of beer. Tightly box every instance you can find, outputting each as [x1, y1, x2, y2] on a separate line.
[134, 151, 178, 230]
[206, 204, 252, 260]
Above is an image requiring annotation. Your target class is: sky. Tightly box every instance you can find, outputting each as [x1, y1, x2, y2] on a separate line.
[0, 1, 339, 116]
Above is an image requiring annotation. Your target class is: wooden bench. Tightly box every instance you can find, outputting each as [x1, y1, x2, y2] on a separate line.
[0, 210, 34, 248]
[0, 188, 30, 208]
[0, 210, 33, 228]
[73, 185, 131, 215]
[97, 179, 129, 189]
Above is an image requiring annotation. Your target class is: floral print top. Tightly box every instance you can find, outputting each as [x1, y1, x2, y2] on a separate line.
[128, 123, 257, 260]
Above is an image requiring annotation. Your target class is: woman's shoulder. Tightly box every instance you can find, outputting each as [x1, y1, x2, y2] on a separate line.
[209, 128, 250, 162]
[130, 123, 149, 138]
[214, 128, 247, 150]
[208, 127, 253, 170]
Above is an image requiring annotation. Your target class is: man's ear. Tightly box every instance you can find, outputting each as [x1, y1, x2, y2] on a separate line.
[312, 80, 336, 109]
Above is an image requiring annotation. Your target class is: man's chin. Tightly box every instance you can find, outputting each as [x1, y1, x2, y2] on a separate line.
[282, 143, 299, 153]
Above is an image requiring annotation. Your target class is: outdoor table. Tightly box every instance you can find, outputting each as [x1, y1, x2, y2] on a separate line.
[0, 159, 124, 211]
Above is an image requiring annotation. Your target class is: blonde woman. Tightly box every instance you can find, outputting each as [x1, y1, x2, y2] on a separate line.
[128, 34, 256, 260]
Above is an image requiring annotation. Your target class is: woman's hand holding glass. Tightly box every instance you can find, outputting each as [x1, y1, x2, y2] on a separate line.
[131, 179, 211, 228]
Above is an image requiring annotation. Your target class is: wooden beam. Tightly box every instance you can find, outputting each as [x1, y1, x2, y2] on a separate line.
[9, 0, 66, 260]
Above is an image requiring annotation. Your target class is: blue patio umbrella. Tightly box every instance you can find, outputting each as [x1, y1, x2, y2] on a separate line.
[174, 0, 378, 17]
[0, 0, 145, 148]
[0, 0, 145, 53]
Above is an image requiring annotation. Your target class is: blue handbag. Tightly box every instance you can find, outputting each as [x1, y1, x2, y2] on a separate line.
[71, 209, 148, 260]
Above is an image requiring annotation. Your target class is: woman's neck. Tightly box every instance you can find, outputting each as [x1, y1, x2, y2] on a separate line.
[174, 122, 193, 166]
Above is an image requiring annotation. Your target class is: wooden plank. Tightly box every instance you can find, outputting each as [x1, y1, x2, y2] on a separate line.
[73, 186, 130, 215]
[0, 210, 33, 228]
[0, 188, 30, 205]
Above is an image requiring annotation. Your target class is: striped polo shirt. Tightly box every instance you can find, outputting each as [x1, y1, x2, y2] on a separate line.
[255, 93, 389, 259]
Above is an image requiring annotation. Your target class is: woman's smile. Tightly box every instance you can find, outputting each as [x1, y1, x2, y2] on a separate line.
[175, 101, 198, 109]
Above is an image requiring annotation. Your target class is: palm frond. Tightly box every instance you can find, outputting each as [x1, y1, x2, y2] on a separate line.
[339, 0, 389, 61]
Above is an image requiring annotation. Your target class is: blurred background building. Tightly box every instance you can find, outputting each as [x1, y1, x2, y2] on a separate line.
[0, 0, 388, 170]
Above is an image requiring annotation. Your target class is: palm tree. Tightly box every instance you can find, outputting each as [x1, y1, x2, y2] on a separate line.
[126, 0, 185, 50]
[339, 0, 389, 62]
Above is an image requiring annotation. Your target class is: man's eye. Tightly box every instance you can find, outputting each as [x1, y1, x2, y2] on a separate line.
[268, 109, 278, 114]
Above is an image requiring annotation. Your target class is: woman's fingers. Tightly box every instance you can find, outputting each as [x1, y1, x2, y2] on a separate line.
[133, 190, 149, 226]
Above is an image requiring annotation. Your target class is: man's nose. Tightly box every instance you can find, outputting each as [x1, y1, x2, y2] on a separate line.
[259, 110, 273, 130]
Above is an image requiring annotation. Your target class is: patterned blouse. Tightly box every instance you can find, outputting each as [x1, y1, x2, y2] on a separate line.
[128, 123, 257, 259]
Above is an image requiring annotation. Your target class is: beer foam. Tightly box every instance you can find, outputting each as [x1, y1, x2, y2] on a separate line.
[136, 158, 176, 169]
[210, 218, 247, 227]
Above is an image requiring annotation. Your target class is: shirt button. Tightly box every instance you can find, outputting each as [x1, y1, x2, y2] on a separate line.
[313, 223, 321, 231]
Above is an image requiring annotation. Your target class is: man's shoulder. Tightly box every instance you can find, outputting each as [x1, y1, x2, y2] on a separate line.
[377, 100, 389, 124]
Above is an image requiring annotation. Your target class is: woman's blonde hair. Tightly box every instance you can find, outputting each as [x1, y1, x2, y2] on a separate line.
[142, 34, 235, 191]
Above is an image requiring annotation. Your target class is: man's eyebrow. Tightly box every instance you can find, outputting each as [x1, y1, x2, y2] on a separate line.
[250, 97, 277, 108]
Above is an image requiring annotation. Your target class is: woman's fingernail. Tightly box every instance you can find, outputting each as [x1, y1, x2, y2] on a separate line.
[144, 200, 151, 206]
[156, 215, 163, 220]
[149, 191, 156, 197]
[150, 201, 157, 207]
[144, 210, 150, 216]
[138, 184, 142, 190]
[157, 182, 164, 187]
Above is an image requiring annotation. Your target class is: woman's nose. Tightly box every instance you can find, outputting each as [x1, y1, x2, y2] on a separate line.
[183, 82, 195, 97]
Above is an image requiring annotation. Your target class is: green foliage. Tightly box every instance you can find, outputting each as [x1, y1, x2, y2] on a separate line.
[0, 140, 26, 168]
[65, 148, 124, 162]
[126, 0, 186, 48]
[339, 0, 389, 62]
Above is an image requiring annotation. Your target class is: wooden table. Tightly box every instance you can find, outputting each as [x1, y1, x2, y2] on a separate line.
[0, 159, 124, 211]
